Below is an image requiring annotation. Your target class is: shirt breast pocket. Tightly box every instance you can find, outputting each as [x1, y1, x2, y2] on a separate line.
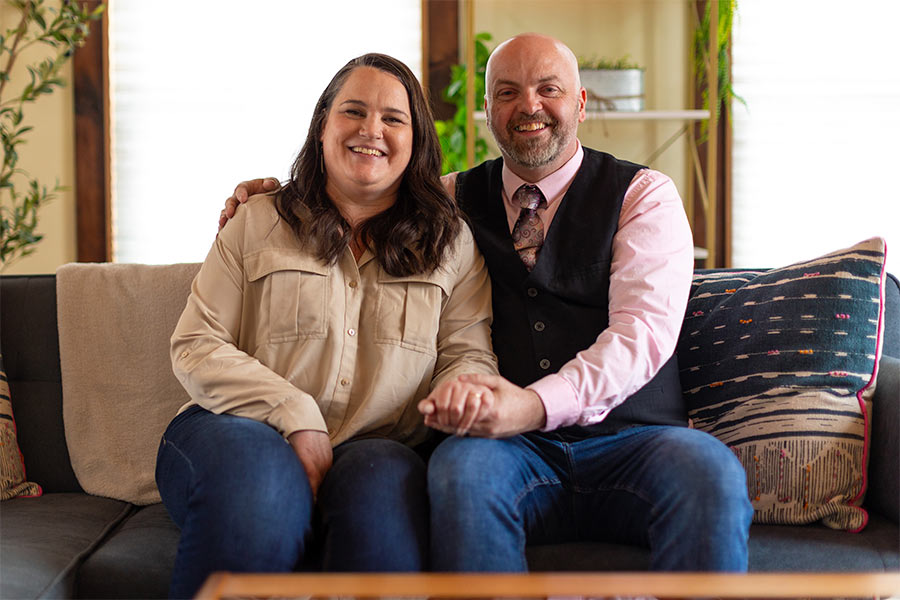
[375, 272, 451, 356]
[246, 250, 329, 343]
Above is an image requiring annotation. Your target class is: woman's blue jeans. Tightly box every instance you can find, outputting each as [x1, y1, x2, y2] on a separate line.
[155, 406, 428, 599]
[427, 425, 753, 572]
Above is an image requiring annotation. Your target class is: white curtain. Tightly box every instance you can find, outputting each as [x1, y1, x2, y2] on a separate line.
[730, 0, 900, 276]
[109, 0, 422, 264]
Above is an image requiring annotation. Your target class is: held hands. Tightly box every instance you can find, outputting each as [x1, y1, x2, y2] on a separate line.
[418, 374, 547, 438]
[287, 429, 333, 498]
[218, 177, 280, 231]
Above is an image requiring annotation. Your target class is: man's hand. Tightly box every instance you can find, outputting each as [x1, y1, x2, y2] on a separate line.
[419, 374, 547, 438]
[418, 377, 494, 437]
[287, 429, 333, 498]
[219, 177, 280, 231]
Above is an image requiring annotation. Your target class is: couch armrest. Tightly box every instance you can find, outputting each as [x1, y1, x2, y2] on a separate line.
[867, 355, 899, 524]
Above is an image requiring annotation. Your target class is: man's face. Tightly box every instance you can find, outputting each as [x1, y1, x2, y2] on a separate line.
[484, 36, 586, 181]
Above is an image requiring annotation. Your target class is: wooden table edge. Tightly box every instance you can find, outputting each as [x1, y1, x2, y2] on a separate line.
[195, 572, 900, 599]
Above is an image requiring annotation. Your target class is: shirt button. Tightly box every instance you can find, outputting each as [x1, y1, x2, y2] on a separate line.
[348, 328, 356, 336]
[539, 358, 551, 370]
[180, 351, 189, 358]
[340, 378, 350, 386]
[349, 281, 358, 288]
[527, 287, 538, 297]
[534, 321, 545, 332]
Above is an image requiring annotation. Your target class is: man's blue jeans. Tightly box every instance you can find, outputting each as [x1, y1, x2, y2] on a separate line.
[428, 425, 752, 571]
[156, 406, 428, 599]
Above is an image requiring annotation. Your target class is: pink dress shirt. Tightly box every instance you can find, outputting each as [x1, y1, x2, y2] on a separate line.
[445, 142, 694, 431]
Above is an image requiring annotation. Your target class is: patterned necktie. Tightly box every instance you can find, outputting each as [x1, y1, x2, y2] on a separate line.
[511, 184, 547, 271]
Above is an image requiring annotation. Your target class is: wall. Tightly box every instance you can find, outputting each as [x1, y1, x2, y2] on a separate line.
[471, 0, 693, 201]
[1, 3, 78, 275]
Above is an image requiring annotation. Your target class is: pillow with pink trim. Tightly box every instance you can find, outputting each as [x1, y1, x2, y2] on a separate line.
[678, 238, 886, 531]
[1, 353, 42, 501]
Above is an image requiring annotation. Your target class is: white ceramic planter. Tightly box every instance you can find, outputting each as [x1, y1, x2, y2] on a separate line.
[579, 68, 645, 111]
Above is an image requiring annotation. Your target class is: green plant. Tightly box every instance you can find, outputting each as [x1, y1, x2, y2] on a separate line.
[693, 0, 745, 134]
[434, 31, 492, 175]
[577, 55, 643, 71]
[0, 0, 103, 269]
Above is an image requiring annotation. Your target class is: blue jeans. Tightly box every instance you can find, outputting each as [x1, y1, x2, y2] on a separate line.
[156, 406, 428, 599]
[427, 425, 752, 572]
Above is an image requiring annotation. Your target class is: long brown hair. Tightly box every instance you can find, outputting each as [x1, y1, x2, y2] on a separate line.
[276, 53, 460, 276]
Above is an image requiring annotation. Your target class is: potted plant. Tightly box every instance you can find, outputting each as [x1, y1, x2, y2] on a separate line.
[0, 0, 103, 270]
[577, 55, 644, 112]
[693, 0, 744, 134]
[434, 31, 492, 175]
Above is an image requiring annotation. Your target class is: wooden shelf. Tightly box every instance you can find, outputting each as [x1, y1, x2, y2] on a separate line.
[473, 110, 709, 121]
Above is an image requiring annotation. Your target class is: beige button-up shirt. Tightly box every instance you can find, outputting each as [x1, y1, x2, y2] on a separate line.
[171, 194, 497, 447]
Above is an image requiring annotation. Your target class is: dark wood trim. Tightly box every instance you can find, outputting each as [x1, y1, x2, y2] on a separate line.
[425, 0, 459, 121]
[72, 0, 110, 262]
[691, 0, 732, 268]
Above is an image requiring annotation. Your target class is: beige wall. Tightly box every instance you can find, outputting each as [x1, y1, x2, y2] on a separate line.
[1, 3, 78, 275]
[472, 0, 693, 199]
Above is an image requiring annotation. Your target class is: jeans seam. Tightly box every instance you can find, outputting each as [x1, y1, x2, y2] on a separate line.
[161, 435, 197, 483]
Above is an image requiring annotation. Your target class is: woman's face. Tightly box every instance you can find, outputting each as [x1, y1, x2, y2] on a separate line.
[320, 66, 413, 204]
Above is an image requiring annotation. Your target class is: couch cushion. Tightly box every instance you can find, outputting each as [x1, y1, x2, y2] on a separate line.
[79, 503, 178, 599]
[679, 238, 886, 531]
[1, 353, 42, 500]
[0, 275, 81, 494]
[525, 517, 899, 572]
[56, 263, 200, 505]
[748, 514, 899, 571]
[869, 355, 900, 524]
[0, 493, 132, 599]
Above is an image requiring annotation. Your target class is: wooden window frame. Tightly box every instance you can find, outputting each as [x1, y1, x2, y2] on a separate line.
[73, 0, 110, 262]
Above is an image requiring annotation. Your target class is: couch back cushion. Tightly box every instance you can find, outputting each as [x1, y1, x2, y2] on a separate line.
[679, 238, 886, 531]
[0, 275, 82, 493]
[56, 263, 200, 505]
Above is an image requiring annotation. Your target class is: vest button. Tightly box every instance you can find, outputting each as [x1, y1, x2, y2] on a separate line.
[539, 358, 551, 370]
[527, 287, 538, 297]
[534, 321, 545, 332]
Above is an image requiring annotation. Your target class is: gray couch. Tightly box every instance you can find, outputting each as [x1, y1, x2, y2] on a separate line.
[2, 268, 898, 599]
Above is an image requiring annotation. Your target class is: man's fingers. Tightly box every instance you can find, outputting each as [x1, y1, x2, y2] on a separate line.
[224, 196, 240, 218]
[454, 392, 480, 436]
[262, 177, 279, 190]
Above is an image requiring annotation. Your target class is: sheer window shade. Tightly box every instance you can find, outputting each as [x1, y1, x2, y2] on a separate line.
[109, 0, 421, 264]
[731, 0, 900, 275]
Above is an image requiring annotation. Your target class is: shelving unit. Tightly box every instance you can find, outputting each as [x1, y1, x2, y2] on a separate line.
[461, 0, 722, 266]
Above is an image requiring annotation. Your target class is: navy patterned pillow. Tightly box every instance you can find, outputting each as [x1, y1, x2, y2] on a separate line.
[678, 238, 886, 530]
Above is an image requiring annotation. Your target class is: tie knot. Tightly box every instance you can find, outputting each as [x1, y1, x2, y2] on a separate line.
[513, 184, 546, 211]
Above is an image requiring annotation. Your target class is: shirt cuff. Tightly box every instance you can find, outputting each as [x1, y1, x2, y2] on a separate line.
[527, 374, 580, 432]
[271, 399, 328, 439]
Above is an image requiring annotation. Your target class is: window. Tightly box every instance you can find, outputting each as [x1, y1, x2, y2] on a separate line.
[731, 0, 900, 275]
[109, 0, 421, 264]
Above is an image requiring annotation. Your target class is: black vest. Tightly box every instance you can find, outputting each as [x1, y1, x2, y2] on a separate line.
[456, 148, 687, 437]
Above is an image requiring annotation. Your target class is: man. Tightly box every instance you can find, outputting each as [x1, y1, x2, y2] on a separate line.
[224, 33, 752, 571]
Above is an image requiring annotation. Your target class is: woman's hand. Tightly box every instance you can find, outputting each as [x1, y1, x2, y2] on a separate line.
[418, 374, 547, 438]
[287, 430, 333, 498]
[219, 177, 280, 231]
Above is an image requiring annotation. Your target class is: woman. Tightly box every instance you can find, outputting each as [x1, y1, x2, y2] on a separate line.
[156, 53, 496, 598]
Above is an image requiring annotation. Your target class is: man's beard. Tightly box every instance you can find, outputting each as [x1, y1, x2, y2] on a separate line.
[487, 107, 578, 170]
